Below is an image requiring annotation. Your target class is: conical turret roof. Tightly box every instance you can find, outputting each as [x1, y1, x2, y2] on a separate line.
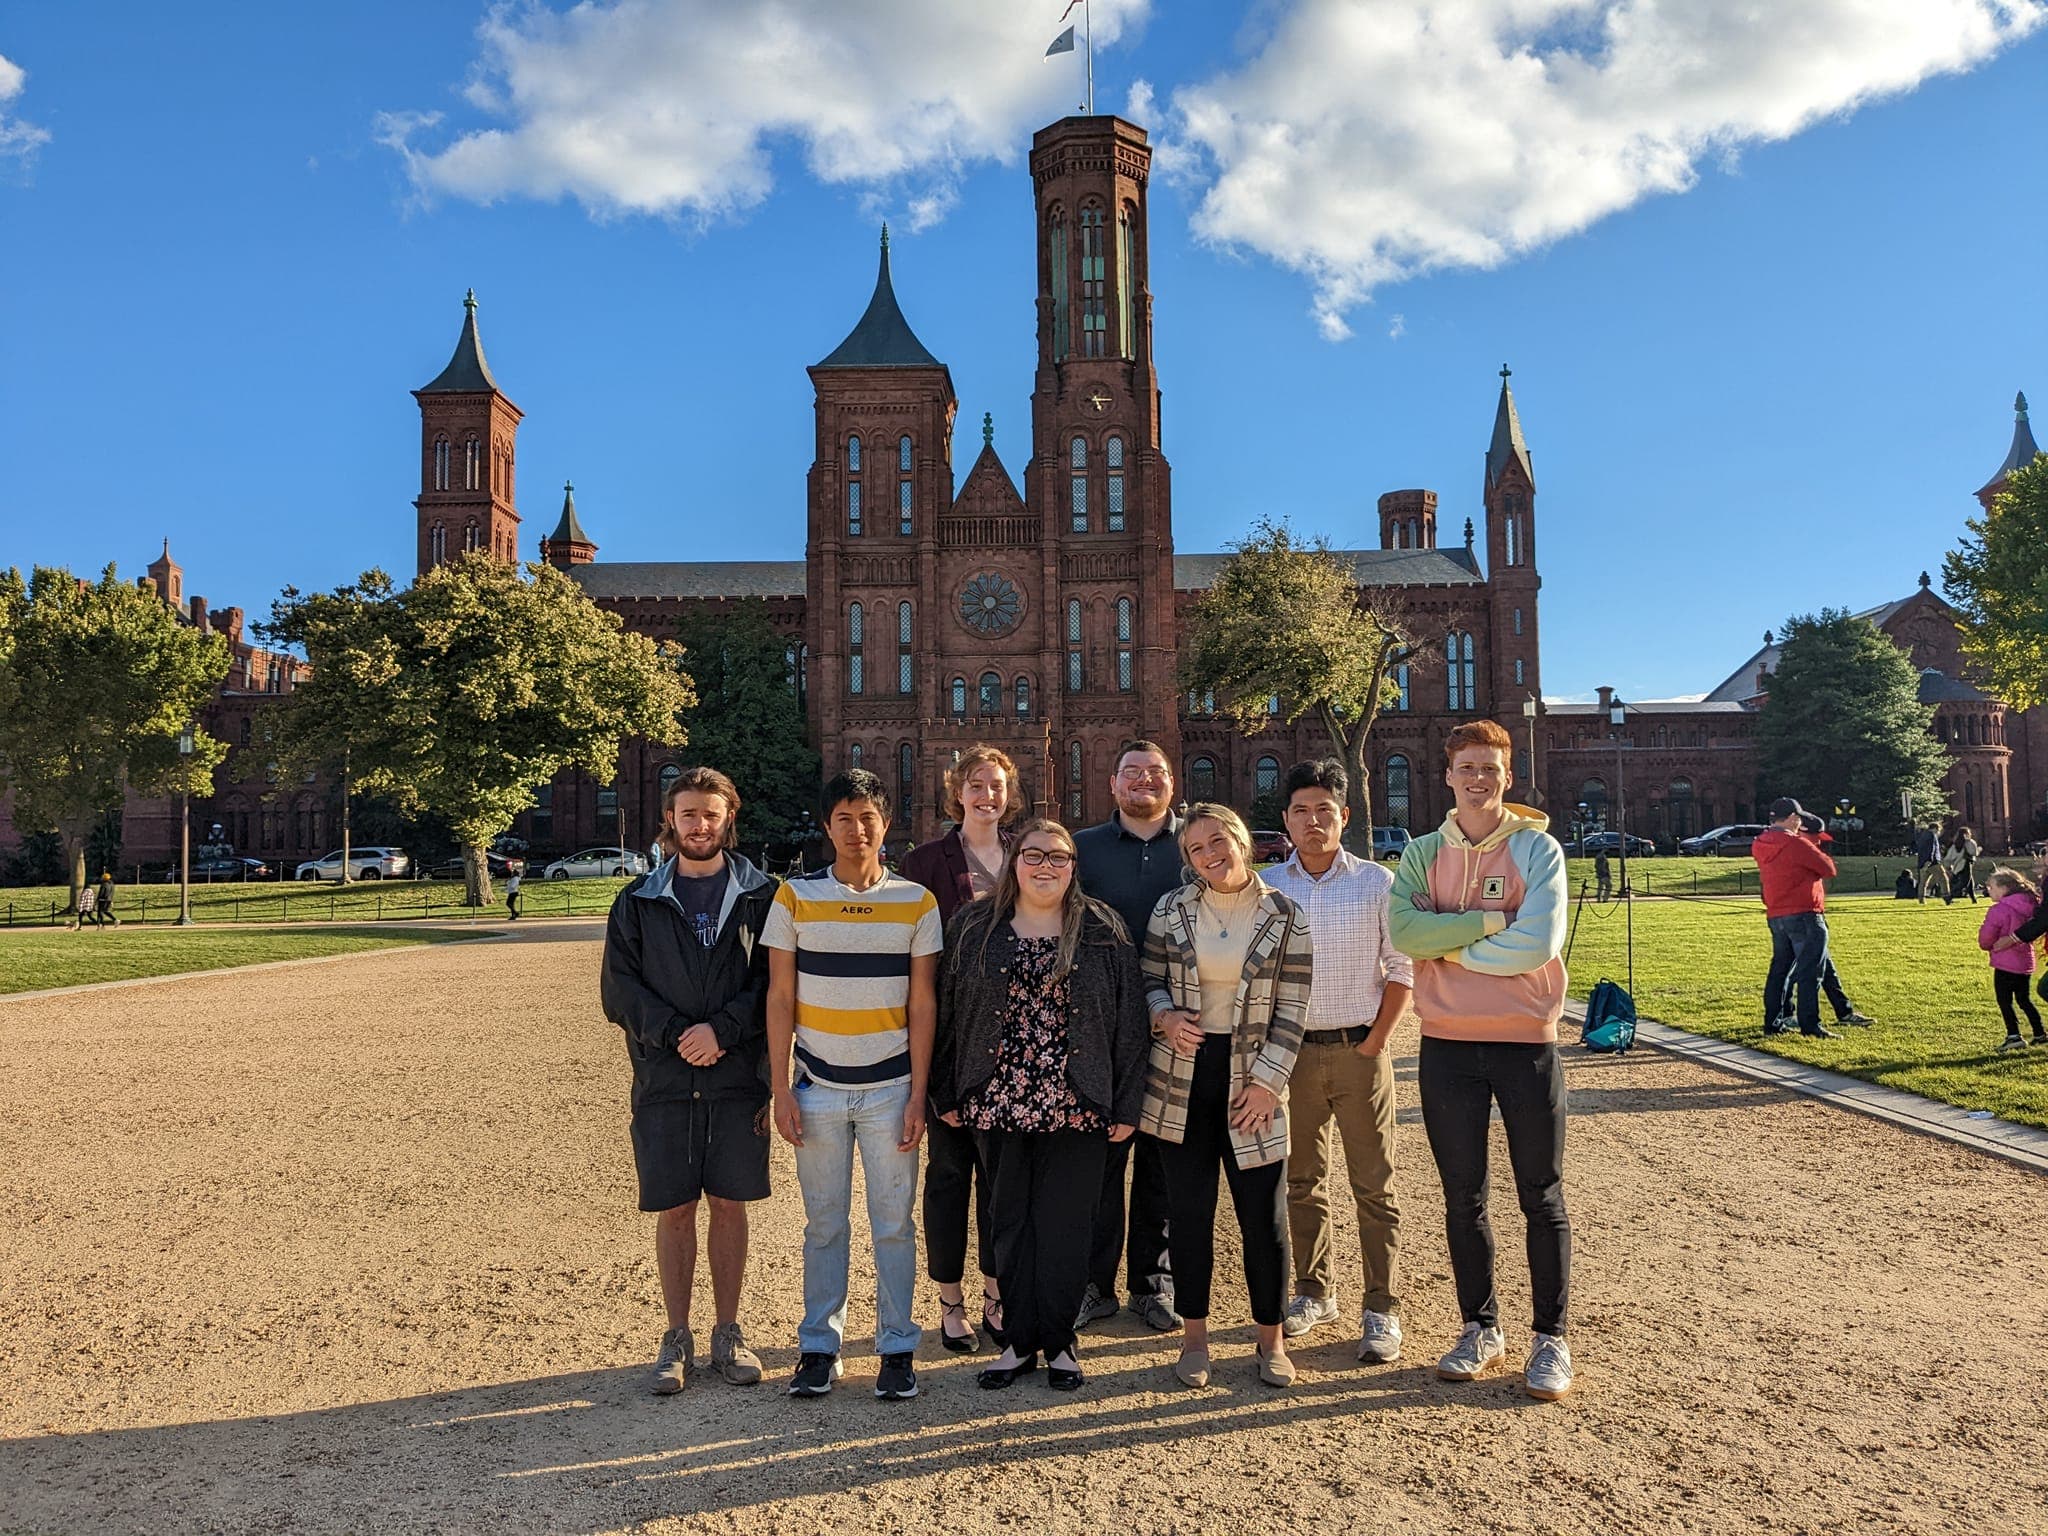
[548, 482, 590, 545]
[1485, 365, 1534, 490]
[1979, 391, 2040, 497]
[419, 289, 503, 394]
[816, 227, 942, 370]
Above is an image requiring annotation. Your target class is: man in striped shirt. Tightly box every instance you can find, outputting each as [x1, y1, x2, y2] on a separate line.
[1263, 757, 1413, 1365]
[765, 769, 943, 1401]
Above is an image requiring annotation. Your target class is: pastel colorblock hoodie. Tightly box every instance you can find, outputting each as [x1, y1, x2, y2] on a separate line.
[1388, 804, 1569, 1043]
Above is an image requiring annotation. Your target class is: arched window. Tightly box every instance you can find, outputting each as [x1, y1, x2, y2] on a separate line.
[978, 671, 1001, 716]
[899, 742, 914, 807]
[1189, 756, 1218, 802]
[1116, 596, 1134, 692]
[846, 435, 862, 536]
[1047, 207, 1069, 362]
[1395, 663, 1411, 712]
[1070, 437, 1089, 532]
[1116, 205, 1135, 358]
[1669, 777, 1696, 840]
[898, 434, 912, 472]
[1514, 658, 1525, 686]
[658, 763, 682, 802]
[1386, 755, 1411, 829]
[1394, 521, 1408, 549]
[1578, 777, 1609, 829]
[897, 435, 914, 535]
[596, 787, 619, 835]
[1080, 203, 1107, 356]
[1015, 675, 1031, 717]
[850, 742, 863, 773]
[1066, 598, 1083, 691]
[1505, 513, 1519, 568]
[1255, 756, 1280, 797]
[1067, 741, 1084, 821]
[897, 601, 913, 695]
[1107, 435, 1126, 531]
[796, 642, 809, 706]
[1513, 607, 1524, 637]
[1447, 631, 1476, 710]
[1937, 716, 1950, 743]
[848, 602, 864, 695]
[433, 437, 450, 491]
[464, 522, 480, 552]
[239, 717, 253, 747]
[846, 435, 861, 472]
[465, 436, 482, 491]
[950, 676, 967, 717]
[430, 523, 446, 565]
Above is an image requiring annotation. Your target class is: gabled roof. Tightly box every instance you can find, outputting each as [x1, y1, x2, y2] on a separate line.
[1546, 699, 1750, 716]
[1485, 367, 1535, 490]
[1979, 391, 2040, 497]
[548, 483, 591, 546]
[418, 290, 502, 394]
[952, 427, 1026, 517]
[815, 228, 943, 370]
[567, 561, 804, 601]
[1703, 589, 1934, 704]
[1173, 546, 1483, 592]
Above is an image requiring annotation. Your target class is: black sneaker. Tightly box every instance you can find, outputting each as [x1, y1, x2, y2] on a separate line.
[1762, 1018, 1792, 1036]
[789, 1352, 840, 1397]
[875, 1351, 919, 1400]
[1800, 1024, 1842, 1040]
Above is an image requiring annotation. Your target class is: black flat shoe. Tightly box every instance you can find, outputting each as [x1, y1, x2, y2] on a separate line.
[981, 1294, 1008, 1350]
[977, 1354, 1038, 1390]
[936, 1294, 978, 1354]
[1046, 1366, 1084, 1392]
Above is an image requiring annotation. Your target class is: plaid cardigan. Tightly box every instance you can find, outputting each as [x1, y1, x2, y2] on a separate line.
[1138, 878, 1312, 1168]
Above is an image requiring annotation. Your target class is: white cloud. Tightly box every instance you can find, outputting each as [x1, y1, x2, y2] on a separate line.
[383, 0, 1149, 222]
[1168, 1, 2046, 338]
[0, 52, 52, 169]
[1387, 312, 1406, 340]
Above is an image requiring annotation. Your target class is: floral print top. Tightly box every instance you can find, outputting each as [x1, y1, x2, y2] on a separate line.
[961, 935, 1104, 1134]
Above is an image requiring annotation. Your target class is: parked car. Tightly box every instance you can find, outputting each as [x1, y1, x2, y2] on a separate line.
[295, 846, 411, 881]
[162, 856, 273, 883]
[1249, 828, 1292, 863]
[1566, 831, 1656, 858]
[426, 851, 527, 881]
[1679, 823, 1768, 857]
[542, 846, 650, 881]
[1371, 826, 1412, 862]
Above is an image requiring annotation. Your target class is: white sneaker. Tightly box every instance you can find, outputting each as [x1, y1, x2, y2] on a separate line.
[1357, 1309, 1403, 1363]
[1434, 1322, 1507, 1381]
[1282, 1293, 1340, 1338]
[1524, 1331, 1574, 1400]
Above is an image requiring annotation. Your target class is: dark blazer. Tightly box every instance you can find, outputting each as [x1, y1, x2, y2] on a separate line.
[932, 905, 1150, 1128]
[900, 827, 1011, 926]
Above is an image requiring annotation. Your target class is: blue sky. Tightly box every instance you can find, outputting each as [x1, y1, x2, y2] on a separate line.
[1, 2, 2043, 702]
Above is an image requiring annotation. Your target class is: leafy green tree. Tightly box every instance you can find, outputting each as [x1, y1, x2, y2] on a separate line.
[1943, 453, 2048, 710]
[671, 601, 820, 844]
[1177, 518, 1408, 843]
[0, 565, 230, 908]
[1754, 609, 1950, 844]
[267, 554, 694, 905]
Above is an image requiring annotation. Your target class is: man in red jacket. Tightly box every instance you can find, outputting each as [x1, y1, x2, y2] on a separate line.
[1751, 797, 1841, 1040]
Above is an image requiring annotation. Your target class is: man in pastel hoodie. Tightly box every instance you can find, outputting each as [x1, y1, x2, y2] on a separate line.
[1388, 719, 1573, 1402]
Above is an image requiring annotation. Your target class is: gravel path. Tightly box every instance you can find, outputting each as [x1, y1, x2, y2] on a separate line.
[2, 921, 2042, 1535]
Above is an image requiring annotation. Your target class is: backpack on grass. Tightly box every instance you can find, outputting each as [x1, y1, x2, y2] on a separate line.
[1581, 978, 1637, 1054]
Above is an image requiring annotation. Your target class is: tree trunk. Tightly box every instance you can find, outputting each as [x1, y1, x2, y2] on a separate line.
[463, 843, 495, 908]
[1319, 704, 1376, 852]
[63, 828, 87, 915]
[340, 757, 351, 886]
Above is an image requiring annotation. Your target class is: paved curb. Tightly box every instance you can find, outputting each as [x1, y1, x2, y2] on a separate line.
[1566, 1001, 2048, 1175]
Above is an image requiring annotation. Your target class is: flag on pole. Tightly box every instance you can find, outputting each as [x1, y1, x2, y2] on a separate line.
[1046, 24, 1076, 56]
[1059, 0, 1084, 17]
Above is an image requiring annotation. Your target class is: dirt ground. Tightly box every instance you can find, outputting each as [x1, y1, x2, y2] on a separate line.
[2, 920, 2043, 1536]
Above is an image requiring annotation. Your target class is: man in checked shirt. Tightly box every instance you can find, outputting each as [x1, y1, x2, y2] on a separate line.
[1262, 757, 1414, 1363]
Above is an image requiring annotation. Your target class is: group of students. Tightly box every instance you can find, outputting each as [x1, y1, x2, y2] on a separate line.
[599, 720, 1576, 1407]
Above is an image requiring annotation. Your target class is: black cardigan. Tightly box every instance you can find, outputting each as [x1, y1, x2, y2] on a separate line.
[931, 906, 1150, 1128]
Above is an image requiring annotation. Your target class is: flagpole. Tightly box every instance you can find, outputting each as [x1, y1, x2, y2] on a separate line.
[1085, 0, 1094, 115]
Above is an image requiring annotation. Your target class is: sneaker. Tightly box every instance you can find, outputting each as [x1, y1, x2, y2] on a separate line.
[1131, 1292, 1183, 1333]
[1763, 1015, 1793, 1036]
[649, 1326, 695, 1395]
[1435, 1322, 1507, 1382]
[1282, 1293, 1339, 1338]
[1800, 1024, 1842, 1040]
[2032, 1035, 2048, 1047]
[1524, 1331, 1574, 1401]
[1840, 1011, 1875, 1027]
[1074, 1283, 1119, 1330]
[875, 1351, 919, 1400]
[1999, 1035, 2028, 1053]
[1357, 1309, 1403, 1363]
[709, 1321, 763, 1386]
[788, 1351, 841, 1397]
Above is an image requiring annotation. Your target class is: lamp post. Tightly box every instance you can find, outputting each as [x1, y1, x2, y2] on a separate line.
[1522, 694, 1541, 806]
[1608, 692, 1634, 994]
[176, 727, 196, 927]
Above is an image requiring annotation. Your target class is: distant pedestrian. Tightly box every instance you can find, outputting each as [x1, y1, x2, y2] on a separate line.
[1946, 828, 1982, 904]
[1593, 848, 1613, 902]
[1913, 823, 1946, 903]
[72, 885, 97, 930]
[505, 870, 523, 921]
[96, 871, 118, 928]
[1781, 815, 1873, 1027]
[1893, 869, 1917, 900]
[1752, 798, 1839, 1039]
[1980, 868, 2048, 1052]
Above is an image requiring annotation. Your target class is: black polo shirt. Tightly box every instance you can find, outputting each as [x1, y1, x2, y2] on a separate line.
[1073, 812, 1187, 946]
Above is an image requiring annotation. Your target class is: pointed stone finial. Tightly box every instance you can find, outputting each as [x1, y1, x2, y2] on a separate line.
[880, 222, 890, 253]
[982, 412, 993, 448]
[161, 537, 171, 558]
[1500, 363, 1512, 382]
[1464, 517, 1475, 548]
[564, 480, 574, 494]
[464, 288, 477, 312]
[2019, 391, 2031, 420]
[1763, 630, 1773, 646]
[1920, 570, 1931, 590]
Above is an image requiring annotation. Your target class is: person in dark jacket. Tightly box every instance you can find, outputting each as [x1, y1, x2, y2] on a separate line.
[602, 765, 777, 1394]
[1752, 797, 1839, 1039]
[900, 744, 1018, 1352]
[933, 818, 1149, 1393]
[1773, 814, 1873, 1027]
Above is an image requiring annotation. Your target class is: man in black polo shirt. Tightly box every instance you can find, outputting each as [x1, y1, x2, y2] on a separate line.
[1071, 738, 1185, 1334]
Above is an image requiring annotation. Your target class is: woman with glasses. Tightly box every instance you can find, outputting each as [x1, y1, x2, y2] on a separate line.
[903, 746, 1020, 1351]
[932, 818, 1149, 1391]
[1140, 803, 1311, 1389]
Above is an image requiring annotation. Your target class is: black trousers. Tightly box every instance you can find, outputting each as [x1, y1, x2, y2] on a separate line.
[923, 1114, 995, 1284]
[975, 1128, 1106, 1362]
[1086, 1125, 1174, 1301]
[1763, 913, 1828, 1030]
[1418, 1036, 1571, 1338]
[1156, 1036, 1288, 1326]
[1995, 970, 2044, 1036]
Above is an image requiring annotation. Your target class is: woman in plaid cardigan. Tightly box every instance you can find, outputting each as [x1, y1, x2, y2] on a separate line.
[1140, 804, 1312, 1389]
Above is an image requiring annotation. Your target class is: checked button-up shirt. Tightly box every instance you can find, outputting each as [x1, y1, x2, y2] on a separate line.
[1265, 847, 1413, 1030]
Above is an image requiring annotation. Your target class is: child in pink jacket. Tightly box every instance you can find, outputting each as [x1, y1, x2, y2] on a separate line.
[1979, 869, 2047, 1052]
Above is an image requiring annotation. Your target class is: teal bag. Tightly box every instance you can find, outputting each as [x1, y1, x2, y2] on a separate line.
[1581, 979, 1637, 1054]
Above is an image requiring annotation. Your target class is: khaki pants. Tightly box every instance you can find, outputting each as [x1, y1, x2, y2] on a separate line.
[1285, 1040, 1400, 1312]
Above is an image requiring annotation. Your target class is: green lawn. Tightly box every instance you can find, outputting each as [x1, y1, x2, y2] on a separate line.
[0, 875, 633, 928]
[0, 925, 476, 995]
[1561, 893, 2048, 1129]
[1558, 852, 2007, 900]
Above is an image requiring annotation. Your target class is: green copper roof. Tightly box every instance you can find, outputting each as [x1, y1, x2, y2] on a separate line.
[548, 482, 590, 546]
[1485, 365, 1535, 490]
[816, 228, 942, 370]
[419, 289, 502, 394]
[1980, 390, 2040, 495]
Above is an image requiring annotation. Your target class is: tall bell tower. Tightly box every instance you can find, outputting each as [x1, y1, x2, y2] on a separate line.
[413, 290, 523, 577]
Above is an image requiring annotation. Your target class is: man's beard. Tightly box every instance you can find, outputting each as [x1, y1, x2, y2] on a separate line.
[676, 834, 723, 860]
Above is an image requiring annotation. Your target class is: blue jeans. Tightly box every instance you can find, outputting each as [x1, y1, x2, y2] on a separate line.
[791, 1077, 923, 1357]
[1764, 913, 1829, 1029]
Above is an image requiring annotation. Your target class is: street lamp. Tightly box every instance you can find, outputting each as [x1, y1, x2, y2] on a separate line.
[1522, 695, 1541, 806]
[176, 726, 196, 927]
[1608, 691, 1634, 994]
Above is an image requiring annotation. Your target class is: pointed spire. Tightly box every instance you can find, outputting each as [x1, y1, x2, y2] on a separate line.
[1486, 364, 1535, 490]
[815, 230, 942, 369]
[983, 412, 994, 448]
[1979, 388, 2041, 497]
[1919, 570, 1931, 590]
[1463, 517, 1475, 549]
[419, 288, 503, 394]
[548, 481, 590, 546]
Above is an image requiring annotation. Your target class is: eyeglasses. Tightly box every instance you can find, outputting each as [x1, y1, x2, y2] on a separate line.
[1016, 850, 1075, 869]
[1118, 768, 1170, 784]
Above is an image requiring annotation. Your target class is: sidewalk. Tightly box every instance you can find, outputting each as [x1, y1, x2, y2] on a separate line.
[1567, 1000, 2048, 1174]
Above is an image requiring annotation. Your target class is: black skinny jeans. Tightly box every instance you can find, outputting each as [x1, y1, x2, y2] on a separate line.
[1157, 1035, 1289, 1327]
[1087, 1130, 1174, 1301]
[1418, 1036, 1571, 1338]
[1995, 970, 2044, 1037]
[923, 1114, 995, 1285]
[974, 1128, 1106, 1362]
